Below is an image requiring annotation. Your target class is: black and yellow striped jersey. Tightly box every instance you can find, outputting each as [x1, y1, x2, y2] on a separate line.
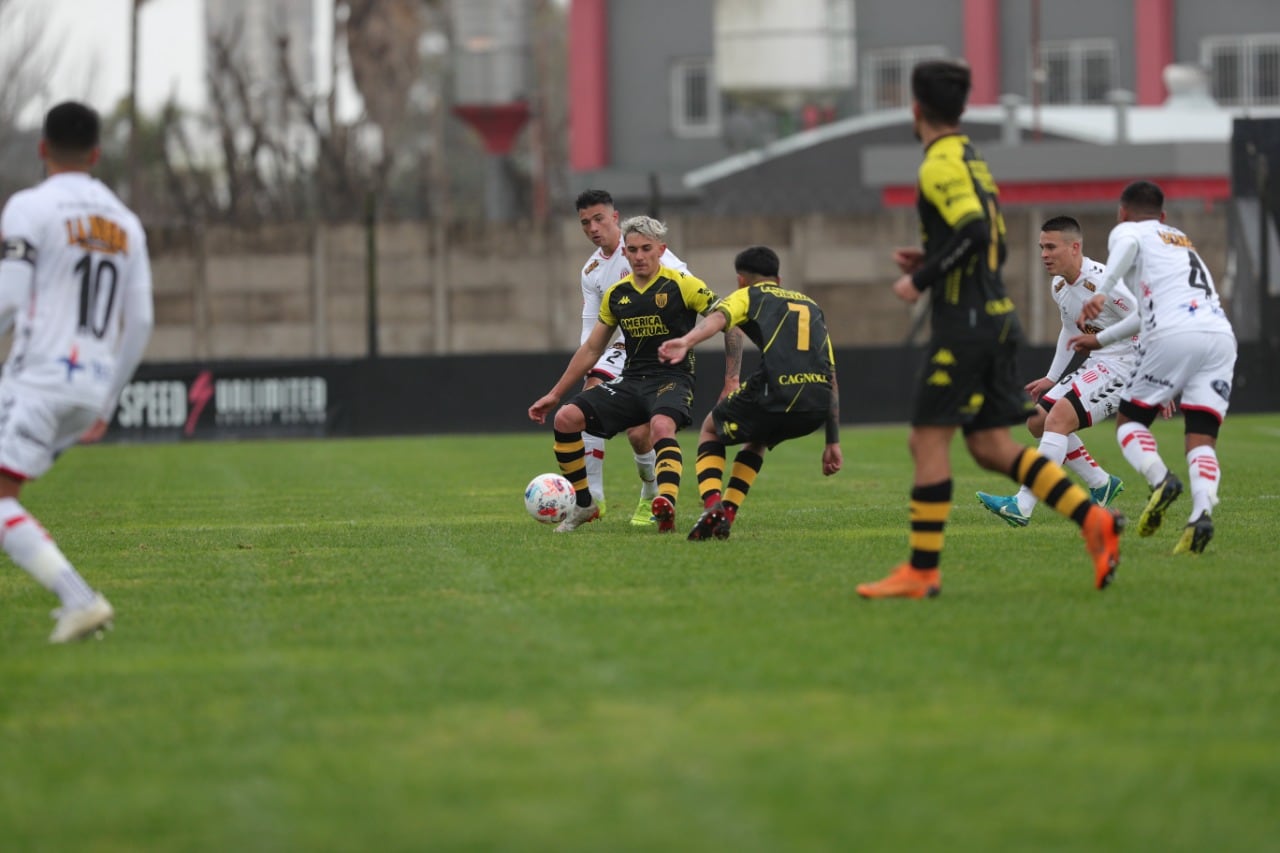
[600, 265, 718, 377]
[713, 282, 834, 412]
[916, 133, 1016, 338]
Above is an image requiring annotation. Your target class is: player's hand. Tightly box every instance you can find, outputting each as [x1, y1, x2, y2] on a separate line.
[1024, 377, 1055, 401]
[893, 247, 924, 274]
[892, 274, 922, 304]
[528, 394, 559, 424]
[79, 419, 110, 444]
[658, 338, 689, 365]
[822, 444, 842, 476]
[1077, 293, 1106, 325]
[1161, 400, 1178, 419]
[1067, 333, 1101, 354]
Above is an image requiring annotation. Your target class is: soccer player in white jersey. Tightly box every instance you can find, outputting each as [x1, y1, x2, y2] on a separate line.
[977, 215, 1135, 525]
[575, 189, 689, 526]
[1075, 180, 1237, 555]
[0, 102, 154, 641]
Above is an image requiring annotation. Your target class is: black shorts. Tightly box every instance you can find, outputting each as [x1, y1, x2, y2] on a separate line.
[711, 381, 827, 449]
[570, 372, 695, 439]
[911, 336, 1035, 434]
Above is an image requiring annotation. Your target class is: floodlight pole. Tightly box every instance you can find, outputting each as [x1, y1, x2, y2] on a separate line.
[127, 0, 142, 205]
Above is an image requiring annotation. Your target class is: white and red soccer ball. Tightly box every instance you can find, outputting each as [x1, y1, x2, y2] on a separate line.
[524, 473, 575, 524]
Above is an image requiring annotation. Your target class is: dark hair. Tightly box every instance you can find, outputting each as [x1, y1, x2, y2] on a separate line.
[575, 188, 614, 211]
[1040, 215, 1082, 237]
[734, 245, 780, 278]
[1120, 180, 1164, 216]
[911, 60, 970, 126]
[43, 101, 100, 155]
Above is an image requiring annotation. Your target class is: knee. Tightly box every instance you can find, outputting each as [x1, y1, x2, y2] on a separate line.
[650, 416, 677, 442]
[553, 405, 585, 433]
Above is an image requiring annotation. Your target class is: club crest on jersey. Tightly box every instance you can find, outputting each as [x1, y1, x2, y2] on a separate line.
[59, 346, 84, 382]
[655, 293, 668, 308]
[1082, 280, 1097, 292]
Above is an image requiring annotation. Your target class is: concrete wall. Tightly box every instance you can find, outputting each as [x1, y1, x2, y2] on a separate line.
[140, 206, 1232, 363]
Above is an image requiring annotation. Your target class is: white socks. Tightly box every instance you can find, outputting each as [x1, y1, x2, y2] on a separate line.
[635, 450, 658, 499]
[1186, 445, 1221, 520]
[583, 434, 606, 503]
[583, 439, 659, 503]
[0, 497, 95, 609]
[1062, 433, 1109, 489]
[1116, 421, 1169, 487]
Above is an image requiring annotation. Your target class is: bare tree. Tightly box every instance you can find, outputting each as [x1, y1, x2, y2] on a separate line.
[0, 0, 59, 192]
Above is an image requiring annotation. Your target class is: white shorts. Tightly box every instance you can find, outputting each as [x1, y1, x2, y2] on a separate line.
[589, 340, 628, 381]
[1124, 332, 1238, 419]
[0, 381, 98, 481]
[1043, 354, 1133, 427]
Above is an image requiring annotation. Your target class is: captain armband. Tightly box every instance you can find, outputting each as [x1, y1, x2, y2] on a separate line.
[1, 238, 37, 265]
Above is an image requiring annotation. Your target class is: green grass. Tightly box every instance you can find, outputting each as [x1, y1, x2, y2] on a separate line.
[3, 415, 1279, 852]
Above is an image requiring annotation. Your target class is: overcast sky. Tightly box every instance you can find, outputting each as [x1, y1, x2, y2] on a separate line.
[1, 0, 207, 125]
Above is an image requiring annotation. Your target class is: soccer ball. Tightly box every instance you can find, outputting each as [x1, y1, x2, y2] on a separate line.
[524, 473, 576, 524]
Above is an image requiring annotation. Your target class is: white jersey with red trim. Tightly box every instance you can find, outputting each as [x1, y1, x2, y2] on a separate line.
[1045, 256, 1138, 380]
[0, 172, 154, 414]
[1107, 219, 1233, 343]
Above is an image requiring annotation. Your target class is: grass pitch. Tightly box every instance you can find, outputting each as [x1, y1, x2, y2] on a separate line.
[2, 415, 1278, 851]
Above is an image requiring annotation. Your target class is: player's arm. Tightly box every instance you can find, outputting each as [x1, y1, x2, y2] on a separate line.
[822, 349, 842, 476]
[580, 273, 604, 345]
[0, 204, 36, 330]
[658, 308, 728, 365]
[721, 326, 744, 398]
[1080, 230, 1140, 321]
[528, 321, 613, 424]
[908, 157, 989, 292]
[1038, 323, 1076, 390]
[1092, 308, 1141, 348]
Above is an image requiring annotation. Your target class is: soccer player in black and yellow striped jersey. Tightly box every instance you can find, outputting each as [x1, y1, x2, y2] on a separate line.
[529, 216, 743, 533]
[856, 60, 1125, 599]
[658, 246, 842, 541]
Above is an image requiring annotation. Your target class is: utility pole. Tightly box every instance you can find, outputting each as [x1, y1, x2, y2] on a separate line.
[127, 0, 152, 206]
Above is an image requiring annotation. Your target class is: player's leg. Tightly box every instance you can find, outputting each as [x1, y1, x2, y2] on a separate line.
[550, 395, 618, 532]
[1003, 389, 1095, 514]
[625, 423, 658, 525]
[1055, 360, 1128, 503]
[857, 424, 953, 598]
[1172, 336, 1234, 554]
[0, 395, 114, 641]
[692, 413, 726, 507]
[968, 426, 1122, 590]
[977, 399, 1049, 526]
[1111, 342, 1199, 538]
[966, 342, 1122, 589]
[648, 413, 683, 533]
[647, 376, 697, 534]
[716, 410, 824, 533]
[580, 375, 610, 512]
[687, 425, 731, 542]
[860, 338, 971, 599]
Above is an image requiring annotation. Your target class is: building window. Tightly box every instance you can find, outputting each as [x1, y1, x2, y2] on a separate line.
[861, 46, 948, 112]
[671, 58, 721, 138]
[1203, 35, 1280, 106]
[1039, 39, 1115, 105]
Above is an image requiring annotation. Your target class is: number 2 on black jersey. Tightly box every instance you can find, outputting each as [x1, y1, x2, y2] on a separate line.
[74, 254, 118, 338]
